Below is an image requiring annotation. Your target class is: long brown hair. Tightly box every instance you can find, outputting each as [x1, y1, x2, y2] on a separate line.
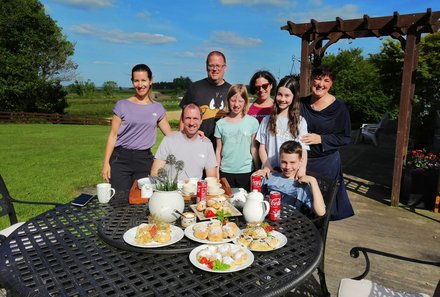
[268, 75, 300, 138]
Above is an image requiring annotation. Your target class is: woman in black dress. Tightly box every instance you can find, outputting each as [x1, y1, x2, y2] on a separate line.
[300, 66, 354, 220]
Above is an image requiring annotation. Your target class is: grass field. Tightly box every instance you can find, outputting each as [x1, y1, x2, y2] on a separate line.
[65, 90, 182, 117]
[0, 123, 166, 230]
[0, 90, 181, 229]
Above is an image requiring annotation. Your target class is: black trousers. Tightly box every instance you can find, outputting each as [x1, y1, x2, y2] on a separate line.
[109, 147, 153, 192]
[219, 171, 252, 192]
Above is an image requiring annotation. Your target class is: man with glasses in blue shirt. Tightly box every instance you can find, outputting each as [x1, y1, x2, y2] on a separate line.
[179, 51, 231, 149]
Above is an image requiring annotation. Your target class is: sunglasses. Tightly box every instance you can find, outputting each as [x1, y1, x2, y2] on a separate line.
[255, 83, 270, 91]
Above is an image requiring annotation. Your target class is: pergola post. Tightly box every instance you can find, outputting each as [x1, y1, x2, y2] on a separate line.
[300, 39, 311, 97]
[391, 31, 420, 206]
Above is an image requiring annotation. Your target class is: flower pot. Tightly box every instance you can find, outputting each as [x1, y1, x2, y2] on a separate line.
[401, 169, 438, 210]
[148, 190, 184, 223]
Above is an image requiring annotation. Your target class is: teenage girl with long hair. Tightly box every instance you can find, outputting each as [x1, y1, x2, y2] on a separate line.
[256, 75, 309, 179]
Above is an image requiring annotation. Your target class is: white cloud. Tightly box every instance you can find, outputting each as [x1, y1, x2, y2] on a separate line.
[309, 0, 322, 6]
[136, 10, 153, 20]
[176, 51, 206, 58]
[278, 3, 361, 23]
[70, 24, 177, 44]
[93, 61, 112, 64]
[53, 0, 114, 8]
[212, 31, 262, 47]
[220, 0, 292, 6]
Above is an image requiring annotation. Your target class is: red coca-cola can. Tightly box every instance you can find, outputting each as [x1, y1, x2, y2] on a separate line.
[251, 174, 263, 192]
[269, 191, 281, 221]
[196, 180, 207, 204]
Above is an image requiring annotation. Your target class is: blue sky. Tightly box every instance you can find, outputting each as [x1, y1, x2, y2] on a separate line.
[41, 0, 439, 88]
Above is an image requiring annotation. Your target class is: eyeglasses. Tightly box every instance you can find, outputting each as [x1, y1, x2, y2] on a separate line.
[255, 83, 270, 91]
[207, 64, 225, 70]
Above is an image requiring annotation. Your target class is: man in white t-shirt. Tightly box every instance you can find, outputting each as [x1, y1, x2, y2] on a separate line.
[151, 104, 218, 180]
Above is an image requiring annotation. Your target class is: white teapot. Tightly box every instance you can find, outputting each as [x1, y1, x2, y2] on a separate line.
[242, 190, 269, 223]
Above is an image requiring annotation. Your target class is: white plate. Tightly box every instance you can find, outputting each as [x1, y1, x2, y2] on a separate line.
[208, 189, 225, 195]
[233, 230, 288, 252]
[180, 190, 196, 197]
[189, 243, 254, 273]
[184, 222, 239, 244]
[189, 201, 242, 221]
[123, 225, 184, 248]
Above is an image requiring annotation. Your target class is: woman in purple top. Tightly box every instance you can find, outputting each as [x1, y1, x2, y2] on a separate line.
[247, 70, 277, 124]
[101, 64, 173, 192]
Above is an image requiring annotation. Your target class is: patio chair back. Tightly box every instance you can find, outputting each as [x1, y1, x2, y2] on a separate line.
[0, 175, 19, 225]
[338, 247, 440, 297]
[0, 175, 61, 228]
[355, 113, 389, 146]
[307, 171, 340, 297]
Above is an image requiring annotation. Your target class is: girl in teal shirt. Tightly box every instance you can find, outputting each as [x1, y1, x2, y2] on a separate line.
[214, 84, 259, 191]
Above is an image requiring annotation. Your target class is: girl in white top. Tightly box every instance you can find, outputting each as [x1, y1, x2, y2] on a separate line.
[256, 75, 309, 179]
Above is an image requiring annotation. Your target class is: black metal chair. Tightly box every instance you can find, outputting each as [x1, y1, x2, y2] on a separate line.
[0, 174, 62, 243]
[338, 247, 440, 297]
[305, 171, 340, 297]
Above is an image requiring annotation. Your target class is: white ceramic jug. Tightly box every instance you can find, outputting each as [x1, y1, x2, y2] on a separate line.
[148, 190, 184, 223]
[242, 190, 270, 223]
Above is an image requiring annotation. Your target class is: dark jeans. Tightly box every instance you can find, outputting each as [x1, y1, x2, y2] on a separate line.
[109, 147, 153, 192]
[219, 171, 252, 192]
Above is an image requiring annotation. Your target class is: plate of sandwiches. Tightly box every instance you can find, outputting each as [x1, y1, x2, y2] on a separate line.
[123, 223, 184, 248]
[233, 224, 287, 252]
[184, 220, 240, 244]
[189, 197, 242, 221]
[189, 243, 254, 273]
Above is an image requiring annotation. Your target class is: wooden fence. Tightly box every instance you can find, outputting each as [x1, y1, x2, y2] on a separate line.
[0, 112, 111, 126]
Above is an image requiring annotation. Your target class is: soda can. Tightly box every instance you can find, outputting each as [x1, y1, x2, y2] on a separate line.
[251, 174, 263, 192]
[196, 180, 208, 204]
[269, 191, 281, 221]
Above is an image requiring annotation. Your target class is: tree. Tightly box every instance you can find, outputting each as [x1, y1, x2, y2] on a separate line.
[66, 80, 96, 97]
[102, 81, 119, 97]
[370, 33, 440, 147]
[322, 48, 393, 125]
[0, 0, 76, 113]
[172, 76, 192, 93]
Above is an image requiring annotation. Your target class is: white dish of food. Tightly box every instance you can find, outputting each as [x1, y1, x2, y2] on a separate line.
[184, 221, 240, 244]
[123, 224, 184, 248]
[189, 243, 254, 273]
[233, 230, 287, 252]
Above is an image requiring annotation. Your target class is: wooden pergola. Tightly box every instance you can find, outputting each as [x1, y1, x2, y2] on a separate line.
[281, 9, 440, 206]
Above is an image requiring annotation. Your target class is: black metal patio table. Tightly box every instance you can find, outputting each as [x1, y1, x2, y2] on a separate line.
[0, 193, 323, 297]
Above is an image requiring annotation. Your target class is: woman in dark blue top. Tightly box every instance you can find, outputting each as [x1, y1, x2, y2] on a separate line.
[300, 66, 354, 220]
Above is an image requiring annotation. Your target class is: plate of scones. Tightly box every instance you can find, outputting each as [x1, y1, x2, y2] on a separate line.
[123, 223, 184, 248]
[189, 243, 254, 273]
[184, 219, 240, 244]
[234, 223, 287, 252]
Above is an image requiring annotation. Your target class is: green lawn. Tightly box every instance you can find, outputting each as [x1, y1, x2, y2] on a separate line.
[65, 90, 182, 117]
[0, 124, 164, 229]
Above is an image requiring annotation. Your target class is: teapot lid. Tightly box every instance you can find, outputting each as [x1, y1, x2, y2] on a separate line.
[247, 190, 264, 199]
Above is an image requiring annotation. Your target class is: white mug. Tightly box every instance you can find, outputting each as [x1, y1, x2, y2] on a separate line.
[96, 183, 115, 203]
[141, 184, 153, 199]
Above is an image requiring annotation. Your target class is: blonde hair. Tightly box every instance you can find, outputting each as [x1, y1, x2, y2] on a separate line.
[225, 84, 249, 117]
